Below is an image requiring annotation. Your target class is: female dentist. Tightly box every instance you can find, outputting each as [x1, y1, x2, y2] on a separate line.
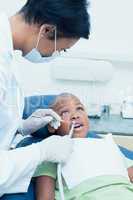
[0, 0, 90, 197]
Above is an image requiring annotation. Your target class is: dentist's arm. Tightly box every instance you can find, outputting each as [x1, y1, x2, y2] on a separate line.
[0, 135, 73, 197]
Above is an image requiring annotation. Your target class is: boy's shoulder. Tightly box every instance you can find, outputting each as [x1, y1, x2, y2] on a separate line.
[87, 131, 101, 139]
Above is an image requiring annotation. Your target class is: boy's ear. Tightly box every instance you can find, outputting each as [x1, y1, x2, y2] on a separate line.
[47, 124, 56, 134]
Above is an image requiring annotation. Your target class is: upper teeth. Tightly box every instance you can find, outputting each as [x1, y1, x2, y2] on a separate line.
[74, 124, 81, 128]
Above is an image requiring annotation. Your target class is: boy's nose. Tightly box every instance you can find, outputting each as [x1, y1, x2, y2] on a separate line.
[71, 112, 80, 120]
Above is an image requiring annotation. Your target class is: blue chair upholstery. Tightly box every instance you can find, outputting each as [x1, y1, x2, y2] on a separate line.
[23, 95, 57, 119]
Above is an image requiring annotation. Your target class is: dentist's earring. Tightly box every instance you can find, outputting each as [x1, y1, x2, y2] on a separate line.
[40, 24, 56, 37]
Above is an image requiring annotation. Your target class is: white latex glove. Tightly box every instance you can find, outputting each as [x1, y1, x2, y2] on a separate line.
[18, 109, 61, 135]
[37, 135, 73, 164]
[50, 118, 61, 130]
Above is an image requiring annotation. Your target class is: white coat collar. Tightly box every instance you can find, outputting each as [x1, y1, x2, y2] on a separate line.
[0, 13, 21, 84]
[0, 13, 14, 60]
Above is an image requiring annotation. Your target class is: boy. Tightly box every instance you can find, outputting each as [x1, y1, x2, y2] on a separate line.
[34, 93, 133, 200]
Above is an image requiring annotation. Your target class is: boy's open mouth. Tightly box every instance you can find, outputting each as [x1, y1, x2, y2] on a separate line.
[74, 123, 83, 130]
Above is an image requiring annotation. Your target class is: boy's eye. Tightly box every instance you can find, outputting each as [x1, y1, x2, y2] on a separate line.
[77, 106, 84, 111]
[61, 110, 69, 117]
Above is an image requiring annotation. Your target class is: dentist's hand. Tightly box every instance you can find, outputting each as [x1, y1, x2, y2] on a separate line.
[37, 135, 73, 164]
[18, 109, 61, 135]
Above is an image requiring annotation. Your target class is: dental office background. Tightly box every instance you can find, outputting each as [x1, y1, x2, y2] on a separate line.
[1, 0, 133, 116]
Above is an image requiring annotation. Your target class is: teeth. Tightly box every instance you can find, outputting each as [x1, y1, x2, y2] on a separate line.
[74, 124, 82, 128]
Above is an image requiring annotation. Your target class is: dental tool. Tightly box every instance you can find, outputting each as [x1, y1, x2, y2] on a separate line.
[69, 122, 75, 138]
[57, 122, 75, 200]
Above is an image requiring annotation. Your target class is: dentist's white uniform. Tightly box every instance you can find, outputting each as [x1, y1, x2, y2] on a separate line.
[0, 13, 42, 196]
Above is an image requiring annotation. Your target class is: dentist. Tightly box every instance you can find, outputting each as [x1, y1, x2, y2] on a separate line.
[0, 0, 90, 197]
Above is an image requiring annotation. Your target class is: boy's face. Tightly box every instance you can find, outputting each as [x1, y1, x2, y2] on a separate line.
[50, 96, 89, 138]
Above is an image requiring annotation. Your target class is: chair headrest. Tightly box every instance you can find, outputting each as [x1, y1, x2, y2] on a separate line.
[23, 95, 57, 119]
[23, 95, 57, 139]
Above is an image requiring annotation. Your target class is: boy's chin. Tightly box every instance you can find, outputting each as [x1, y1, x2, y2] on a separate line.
[73, 126, 88, 137]
[73, 130, 88, 138]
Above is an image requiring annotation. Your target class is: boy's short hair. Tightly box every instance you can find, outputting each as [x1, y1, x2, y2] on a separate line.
[19, 0, 90, 39]
[49, 93, 81, 109]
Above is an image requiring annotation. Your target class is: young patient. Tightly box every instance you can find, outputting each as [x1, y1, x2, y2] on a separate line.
[34, 93, 133, 200]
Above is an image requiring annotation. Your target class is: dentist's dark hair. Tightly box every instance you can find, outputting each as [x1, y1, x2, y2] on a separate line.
[19, 0, 90, 39]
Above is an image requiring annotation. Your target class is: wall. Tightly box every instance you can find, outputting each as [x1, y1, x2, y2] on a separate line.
[0, 0, 26, 16]
[1, 0, 133, 112]
[15, 54, 133, 111]
[89, 0, 133, 58]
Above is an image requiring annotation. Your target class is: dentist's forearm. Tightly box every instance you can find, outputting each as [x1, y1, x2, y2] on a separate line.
[0, 144, 40, 196]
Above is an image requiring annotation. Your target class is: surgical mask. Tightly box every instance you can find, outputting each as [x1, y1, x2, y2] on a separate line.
[25, 28, 60, 63]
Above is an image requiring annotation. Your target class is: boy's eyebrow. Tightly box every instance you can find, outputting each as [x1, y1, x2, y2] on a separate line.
[75, 103, 84, 107]
[76, 103, 84, 106]
[55, 103, 84, 111]
[53, 103, 67, 111]
[56, 105, 68, 111]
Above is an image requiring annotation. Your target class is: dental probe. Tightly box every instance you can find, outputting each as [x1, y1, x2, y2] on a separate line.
[69, 122, 75, 138]
[57, 123, 75, 200]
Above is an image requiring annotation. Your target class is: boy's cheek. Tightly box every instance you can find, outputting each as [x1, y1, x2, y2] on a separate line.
[57, 121, 71, 135]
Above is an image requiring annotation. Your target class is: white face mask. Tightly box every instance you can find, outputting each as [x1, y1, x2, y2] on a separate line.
[24, 28, 60, 63]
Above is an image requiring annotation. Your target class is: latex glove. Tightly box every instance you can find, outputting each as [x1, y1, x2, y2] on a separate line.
[37, 135, 73, 164]
[18, 109, 61, 135]
[50, 118, 61, 130]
